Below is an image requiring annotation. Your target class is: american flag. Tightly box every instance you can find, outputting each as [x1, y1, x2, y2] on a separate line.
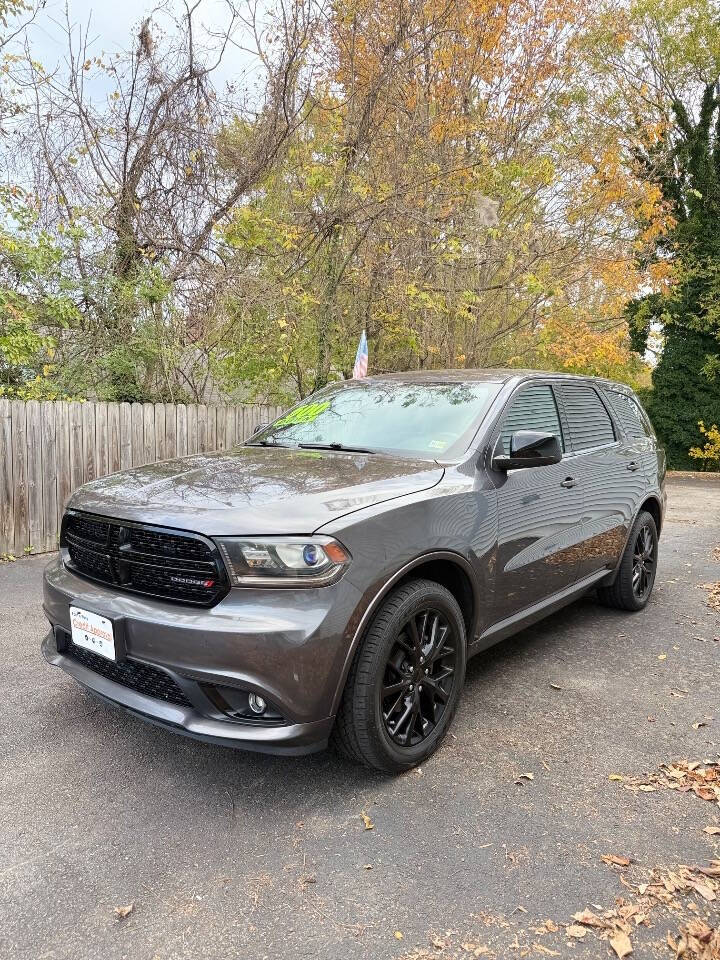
[353, 330, 368, 379]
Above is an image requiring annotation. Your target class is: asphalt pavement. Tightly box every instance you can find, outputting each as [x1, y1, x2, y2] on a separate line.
[1, 475, 718, 960]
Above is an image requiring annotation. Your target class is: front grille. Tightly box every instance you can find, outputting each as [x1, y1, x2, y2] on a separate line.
[62, 511, 228, 606]
[65, 640, 192, 707]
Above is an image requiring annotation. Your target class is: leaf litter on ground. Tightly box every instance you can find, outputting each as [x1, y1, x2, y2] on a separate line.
[699, 581, 720, 614]
[618, 759, 720, 804]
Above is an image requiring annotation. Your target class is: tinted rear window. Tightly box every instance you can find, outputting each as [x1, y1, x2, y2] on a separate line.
[605, 390, 654, 440]
[559, 385, 615, 451]
[499, 384, 564, 454]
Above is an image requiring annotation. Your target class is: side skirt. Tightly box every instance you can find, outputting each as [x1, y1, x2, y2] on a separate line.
[469, 569, 611, 656]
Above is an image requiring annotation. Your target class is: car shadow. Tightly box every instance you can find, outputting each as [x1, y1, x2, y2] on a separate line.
[75, 589, 637, 810]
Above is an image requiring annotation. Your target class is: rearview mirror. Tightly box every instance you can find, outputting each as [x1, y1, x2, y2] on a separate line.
[492, 430, 562, 471]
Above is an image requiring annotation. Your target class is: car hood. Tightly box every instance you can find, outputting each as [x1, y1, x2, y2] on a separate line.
[67, 446, 445, 536]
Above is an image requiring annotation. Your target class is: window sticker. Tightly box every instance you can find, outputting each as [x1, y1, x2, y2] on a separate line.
[273, 400, 331, 428]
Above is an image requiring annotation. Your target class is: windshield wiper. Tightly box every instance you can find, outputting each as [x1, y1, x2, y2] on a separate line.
[245, 440, 293, 448]
[298, 442, 375, 454]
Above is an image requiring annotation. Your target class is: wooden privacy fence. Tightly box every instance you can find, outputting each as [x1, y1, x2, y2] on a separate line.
[0, 399, 283, 557]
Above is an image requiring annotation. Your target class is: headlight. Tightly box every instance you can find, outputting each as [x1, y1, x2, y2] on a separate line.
[214, 536, 351, 587]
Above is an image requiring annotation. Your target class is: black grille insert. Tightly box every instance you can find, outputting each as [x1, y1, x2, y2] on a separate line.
[65, 640, 192, 707]
[62, 511, 228, 606]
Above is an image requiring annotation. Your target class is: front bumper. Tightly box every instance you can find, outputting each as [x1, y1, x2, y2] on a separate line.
[42, 555, 362, 755]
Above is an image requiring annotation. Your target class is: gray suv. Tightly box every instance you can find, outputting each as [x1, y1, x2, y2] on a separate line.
[43, 370, 666, 772]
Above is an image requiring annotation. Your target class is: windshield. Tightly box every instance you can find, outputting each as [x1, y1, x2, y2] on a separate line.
[249, 380, 502, 459]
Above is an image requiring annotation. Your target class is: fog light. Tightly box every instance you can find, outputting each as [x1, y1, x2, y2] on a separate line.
[248, 693, 266, 715]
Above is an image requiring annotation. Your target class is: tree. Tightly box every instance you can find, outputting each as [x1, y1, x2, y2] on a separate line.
[216, 0, 655, 401]
[2, 0, 692, 406]
[588, 0, 720, 468]
[4, 0, 319, 400]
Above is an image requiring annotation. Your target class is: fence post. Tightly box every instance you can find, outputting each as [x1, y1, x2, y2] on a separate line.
[0, 399, 12, 555]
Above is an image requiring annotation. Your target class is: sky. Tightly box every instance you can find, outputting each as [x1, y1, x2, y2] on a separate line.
[23, 0, 260, 93]
[29, 0, 170, 62]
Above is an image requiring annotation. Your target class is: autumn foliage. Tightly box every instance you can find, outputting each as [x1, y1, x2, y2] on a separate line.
[0, 0, 716, 457]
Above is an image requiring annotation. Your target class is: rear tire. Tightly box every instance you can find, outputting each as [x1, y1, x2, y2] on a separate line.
[597, 510, 658, 611]
[332, 578, 466, 774]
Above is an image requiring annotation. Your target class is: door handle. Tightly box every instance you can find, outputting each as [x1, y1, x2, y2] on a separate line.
[626, 461, 640, 472]
[560, 477, 577, 488]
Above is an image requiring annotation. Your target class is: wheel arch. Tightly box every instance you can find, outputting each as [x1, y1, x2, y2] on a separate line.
[607, 494, 664, 584]
[330, 551, 479, 716]
[639, 494, 663, 535]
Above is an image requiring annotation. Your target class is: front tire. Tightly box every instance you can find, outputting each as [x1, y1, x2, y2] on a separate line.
[597, 510, 658, 611]
[332, 578, 466, 773]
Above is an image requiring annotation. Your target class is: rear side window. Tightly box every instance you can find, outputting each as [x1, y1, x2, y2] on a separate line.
[605, 390, 654, 440]
[559, 385, 615, 451]
[499, 384, 564, 454]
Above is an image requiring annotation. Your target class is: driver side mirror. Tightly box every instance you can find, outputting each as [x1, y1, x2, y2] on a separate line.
[492, 430, 562, 471]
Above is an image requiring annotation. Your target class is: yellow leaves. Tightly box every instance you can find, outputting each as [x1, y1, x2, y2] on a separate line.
[689, 421, 720, 467]
[539, 313, 641, 382]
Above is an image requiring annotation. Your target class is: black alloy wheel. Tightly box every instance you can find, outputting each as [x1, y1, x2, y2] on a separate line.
[381, 608, 457, 747]
[332, 578, 467, 773]
[632, 522, 656, 601]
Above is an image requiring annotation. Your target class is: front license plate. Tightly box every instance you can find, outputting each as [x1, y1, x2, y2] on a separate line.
[69, 606, 116, 661]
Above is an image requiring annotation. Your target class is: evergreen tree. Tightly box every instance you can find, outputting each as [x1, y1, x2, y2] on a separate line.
[640, 83, 720, 469]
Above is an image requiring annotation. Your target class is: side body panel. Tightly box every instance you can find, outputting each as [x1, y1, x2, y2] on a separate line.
[491, 463, 584, 621]
[483, 379, 587, 625]
[565, 442, 644, 575]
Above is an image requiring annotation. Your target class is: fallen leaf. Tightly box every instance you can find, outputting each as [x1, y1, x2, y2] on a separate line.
[566, 925, 587, 939]
[549, 683, 562, 691]
[687, 918, 713, 941]
[363, 864, 373, 869]
[533, 946, 560, 956]
[572, 909, 607, 928]
[114, 904, 134, 920]
[394, 931, 404, 941]
[687, 879, 716, 901]
[703, 826, 720, 835]
[361, 811, 374, 830]
[658, 653, 667, 661]
[692, 720, 710, 730]
[516, 773, 535, 783]
[609, 774, 624, 782]
[609, 931, 633, 958]
[602, 854, 631, 868]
